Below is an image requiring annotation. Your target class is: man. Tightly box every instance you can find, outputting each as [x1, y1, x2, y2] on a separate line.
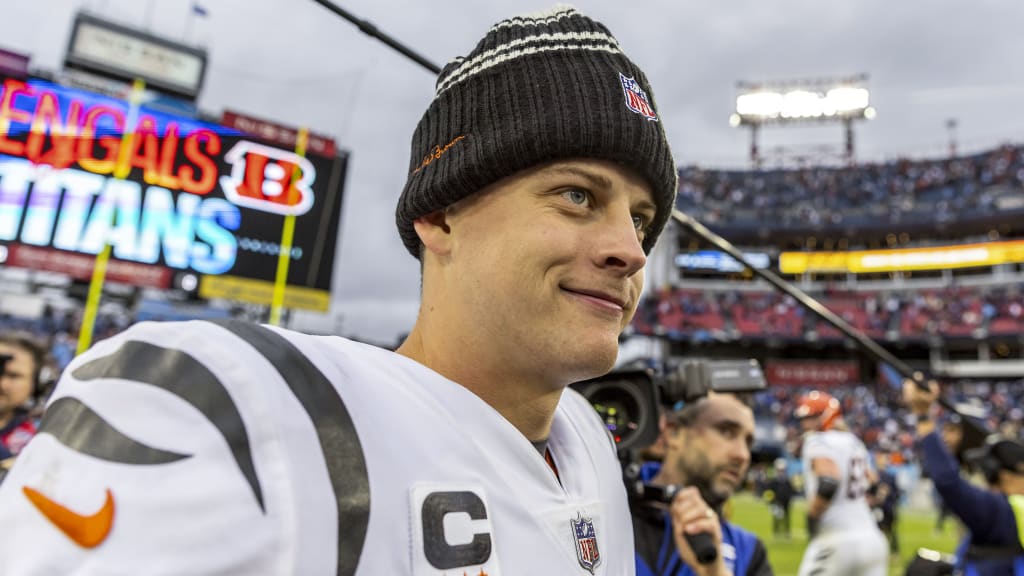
[633, 393, 774, 576]
[905, 380, 1024, 575]
[765, 458, 794, 539]
[867, 452, 900, 555]
[0, 6, 677, 575]
[795, 391, 888, 576]
[0, 333, 45, 462]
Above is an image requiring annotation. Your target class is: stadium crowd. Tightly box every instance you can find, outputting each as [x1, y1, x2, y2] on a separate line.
[676, 144, 1024, 229]
[634, 283, 1024, 341]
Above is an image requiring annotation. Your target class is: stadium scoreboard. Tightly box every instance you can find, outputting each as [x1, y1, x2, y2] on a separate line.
[0, 74, 347, 311]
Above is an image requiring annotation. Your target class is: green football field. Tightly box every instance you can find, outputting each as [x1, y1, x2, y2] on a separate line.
[726, 494, 960, 576]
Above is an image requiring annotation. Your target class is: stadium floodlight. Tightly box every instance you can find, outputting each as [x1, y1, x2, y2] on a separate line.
[826, 87, 870, 114]
[731, 74, 872, 166]
[736, 91, 784, 118]
[732, 74, 872, 126]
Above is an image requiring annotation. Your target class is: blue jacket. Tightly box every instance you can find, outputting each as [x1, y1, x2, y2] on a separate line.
[633, 503, 772, 576]
[919, 432, 1024, 576]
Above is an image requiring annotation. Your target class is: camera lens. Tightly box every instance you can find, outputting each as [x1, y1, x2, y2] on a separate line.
[578, 379, 651, 451]
[572, 370, 661, 453]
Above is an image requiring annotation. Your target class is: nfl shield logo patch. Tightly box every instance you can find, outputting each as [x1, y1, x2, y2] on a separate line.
[619, 72, 658, 121]
[570, 512, 601, 574]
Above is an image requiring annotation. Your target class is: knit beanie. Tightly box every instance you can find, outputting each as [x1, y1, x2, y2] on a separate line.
[396, 5, 678, 258]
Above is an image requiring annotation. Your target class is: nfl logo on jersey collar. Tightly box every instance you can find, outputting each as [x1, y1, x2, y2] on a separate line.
[619, 73, 659, 121]
[571, 512, 602, 574]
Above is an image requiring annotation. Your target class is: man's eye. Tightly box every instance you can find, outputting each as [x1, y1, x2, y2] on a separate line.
[632, 215, 649, 231]
[562, 189, 589, 206]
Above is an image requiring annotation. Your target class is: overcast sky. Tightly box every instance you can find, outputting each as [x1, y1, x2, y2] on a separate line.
[5, 0, 1024, 342]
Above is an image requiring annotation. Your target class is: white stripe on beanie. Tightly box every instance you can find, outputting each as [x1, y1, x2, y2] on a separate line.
[436, 30, 622, 96]
[491, 4, 577, 31]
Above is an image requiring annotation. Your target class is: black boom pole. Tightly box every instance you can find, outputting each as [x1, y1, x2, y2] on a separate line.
[309, 0, 442, 75]
[670, 208, 988, 440]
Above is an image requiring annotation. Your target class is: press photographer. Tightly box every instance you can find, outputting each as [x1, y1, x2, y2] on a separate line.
[575, 360, 774, 576]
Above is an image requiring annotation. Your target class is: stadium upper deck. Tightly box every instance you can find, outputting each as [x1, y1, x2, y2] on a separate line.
[676, 144, 1024, 244]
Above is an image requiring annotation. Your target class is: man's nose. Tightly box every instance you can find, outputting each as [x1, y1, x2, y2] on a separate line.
[594, 208, 647, 275]
[731, 440, 751, 466]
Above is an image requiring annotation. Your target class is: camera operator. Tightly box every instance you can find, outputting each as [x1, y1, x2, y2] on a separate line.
[632, 392, 773, 576]
[904, 380, 1024, 575]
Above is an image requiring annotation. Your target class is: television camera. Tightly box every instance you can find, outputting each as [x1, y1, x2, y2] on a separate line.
[572, 358, 768, 454]
[573, 359, 767, 565]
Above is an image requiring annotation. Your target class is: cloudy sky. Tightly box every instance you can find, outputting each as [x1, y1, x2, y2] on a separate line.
[5, 0, 1024, 342]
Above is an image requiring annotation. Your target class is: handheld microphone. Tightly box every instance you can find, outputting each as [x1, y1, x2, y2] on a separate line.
[684, 530, 718, 565]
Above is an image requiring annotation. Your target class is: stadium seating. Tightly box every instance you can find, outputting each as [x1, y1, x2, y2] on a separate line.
[675, 144, 1024, 233]
[634, 284, 1024, 342]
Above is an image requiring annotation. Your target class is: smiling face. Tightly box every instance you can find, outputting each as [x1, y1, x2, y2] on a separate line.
[426, 158, 655, 388]
[667, 395, 755, 504]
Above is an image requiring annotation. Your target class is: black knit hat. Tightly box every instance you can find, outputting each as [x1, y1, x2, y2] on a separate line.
[396, 5, 677, 258]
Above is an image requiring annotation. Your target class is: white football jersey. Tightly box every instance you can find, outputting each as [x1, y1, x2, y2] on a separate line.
[801, 430, 878, 533]
[0, 320, 635, 575]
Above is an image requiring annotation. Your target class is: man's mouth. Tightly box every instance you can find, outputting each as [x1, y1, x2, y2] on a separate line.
[561, 287, 626, 312]
[720, 469, 743, 484]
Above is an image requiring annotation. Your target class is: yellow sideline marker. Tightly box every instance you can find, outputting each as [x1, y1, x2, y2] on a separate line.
[268, 126, 309, 326]
[77, 78, 146, 355]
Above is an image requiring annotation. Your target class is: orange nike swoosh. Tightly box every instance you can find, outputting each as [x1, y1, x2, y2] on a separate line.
[22, 486, 115, 548]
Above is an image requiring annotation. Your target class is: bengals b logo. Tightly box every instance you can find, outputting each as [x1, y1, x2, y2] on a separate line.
[219, 141, 317, 216]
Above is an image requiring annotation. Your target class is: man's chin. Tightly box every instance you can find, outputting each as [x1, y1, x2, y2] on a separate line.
[711, 482, 737, 501]
[560, 344, 618, 381]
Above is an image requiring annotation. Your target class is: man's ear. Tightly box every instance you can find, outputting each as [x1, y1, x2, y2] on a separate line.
[412, 209, 453, 257]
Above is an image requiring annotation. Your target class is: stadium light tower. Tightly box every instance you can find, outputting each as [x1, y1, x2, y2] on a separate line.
[946, 118, 959, 158]
[729, 74, 875, 167]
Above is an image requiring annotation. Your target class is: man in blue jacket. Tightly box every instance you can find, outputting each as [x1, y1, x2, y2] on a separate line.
[632, 393, 773, 576]
[905, 380, 1024, 575]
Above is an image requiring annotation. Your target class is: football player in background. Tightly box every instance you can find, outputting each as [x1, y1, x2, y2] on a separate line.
[796, 391, 889, 576]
